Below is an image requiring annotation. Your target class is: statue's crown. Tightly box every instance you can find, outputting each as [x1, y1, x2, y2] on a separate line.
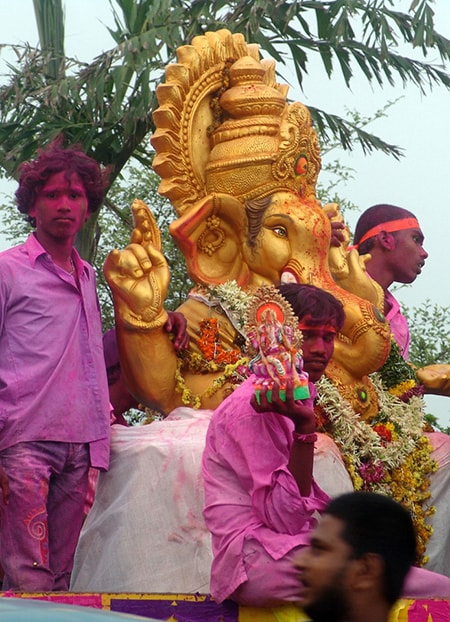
[151, 30, 321, 215]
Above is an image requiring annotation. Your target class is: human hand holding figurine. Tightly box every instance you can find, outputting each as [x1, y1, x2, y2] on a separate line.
[104, 199, 170, 330]
[251, 379, 316, 432]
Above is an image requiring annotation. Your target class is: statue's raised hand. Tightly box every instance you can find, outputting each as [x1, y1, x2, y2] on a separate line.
[325, 203, 384, 308]
[104, 199, 170, 330]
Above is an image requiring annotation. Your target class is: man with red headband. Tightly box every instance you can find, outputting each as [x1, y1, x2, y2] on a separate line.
[351, 204, 450, 581]
[352, 204, 428, 359]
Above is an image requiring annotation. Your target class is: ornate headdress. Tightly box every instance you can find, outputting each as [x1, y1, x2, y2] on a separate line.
[151, 29, 321, 216]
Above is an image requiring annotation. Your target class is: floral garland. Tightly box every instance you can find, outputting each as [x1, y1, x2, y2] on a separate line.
[176, 280, 437, 562]
[197, 318, 243, 365]
[208, 280, 253, 333]
[174, 285, 251, 408]
[316, 373, 437, 564]
[174, 356, 249, 409]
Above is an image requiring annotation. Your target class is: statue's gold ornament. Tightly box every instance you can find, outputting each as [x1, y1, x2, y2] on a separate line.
[105, 29, 394, 418]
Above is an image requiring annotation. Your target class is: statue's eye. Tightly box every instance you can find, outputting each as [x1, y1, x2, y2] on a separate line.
[272, 226, 287, 238]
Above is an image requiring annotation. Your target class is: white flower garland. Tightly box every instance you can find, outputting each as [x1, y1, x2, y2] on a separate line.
[316, 374, 426, 492]
[208, 280, 252, 332]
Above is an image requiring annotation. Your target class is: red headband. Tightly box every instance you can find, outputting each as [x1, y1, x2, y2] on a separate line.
[298, 323, 337, 334]
[350, 217, 420, 250]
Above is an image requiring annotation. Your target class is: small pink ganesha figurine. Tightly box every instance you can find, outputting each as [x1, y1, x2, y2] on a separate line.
[245, 286, 310, 403]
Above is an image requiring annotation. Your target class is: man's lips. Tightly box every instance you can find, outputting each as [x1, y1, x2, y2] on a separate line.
[304, 359, 328, 371]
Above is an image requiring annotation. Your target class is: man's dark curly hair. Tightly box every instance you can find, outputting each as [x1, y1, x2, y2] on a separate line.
[277, 283, 345, 330]
[15, 135, 110, 227]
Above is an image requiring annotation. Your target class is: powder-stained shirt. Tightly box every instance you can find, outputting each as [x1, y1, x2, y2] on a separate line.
[385, 289, 410, 359]
[202, 375, 329, 603]
[0, 233, 110, 469]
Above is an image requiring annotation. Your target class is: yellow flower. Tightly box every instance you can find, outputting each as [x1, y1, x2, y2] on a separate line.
[316, 375, 437, 566]
[388, 379, 416, 397]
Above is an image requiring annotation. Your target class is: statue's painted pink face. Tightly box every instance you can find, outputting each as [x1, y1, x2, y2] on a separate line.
[170, 191, 332, 291]
[242, 192, 332, 288]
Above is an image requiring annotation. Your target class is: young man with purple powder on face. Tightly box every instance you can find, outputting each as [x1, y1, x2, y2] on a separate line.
[0, 139, 112, 591]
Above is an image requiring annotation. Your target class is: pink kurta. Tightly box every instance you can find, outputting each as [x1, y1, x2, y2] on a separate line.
[202, 376, 329, 604]
[385, 289, 410, 359]
[0, 233, 110, 466]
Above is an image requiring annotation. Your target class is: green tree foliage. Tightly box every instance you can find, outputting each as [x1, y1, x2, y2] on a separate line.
[404, 301, 450, 368]
[316, 100, 403, 216]
[1, 1, 450, 188]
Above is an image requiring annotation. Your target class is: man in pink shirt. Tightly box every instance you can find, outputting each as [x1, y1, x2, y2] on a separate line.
[0, 139, 111, 591]
[202, 284, 344, 605]
[352, 203, 428, 359]
[202, 283, 450, 606]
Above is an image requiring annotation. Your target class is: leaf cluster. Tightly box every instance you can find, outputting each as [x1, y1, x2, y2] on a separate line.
[404, 300, 450, 368]
[1, 0, 450, 186]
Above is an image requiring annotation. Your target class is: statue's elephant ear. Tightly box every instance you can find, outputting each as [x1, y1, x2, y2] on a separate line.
[169, 193, 251, 287]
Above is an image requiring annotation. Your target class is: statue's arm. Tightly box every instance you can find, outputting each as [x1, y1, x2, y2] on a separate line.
[104, 199, 180, 413]
[416, 364, 450, 397]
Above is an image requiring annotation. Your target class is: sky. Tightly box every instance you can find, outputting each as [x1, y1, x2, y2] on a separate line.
[0, 0, 449, 422]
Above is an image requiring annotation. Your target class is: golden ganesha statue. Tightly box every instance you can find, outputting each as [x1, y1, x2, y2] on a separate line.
[82, 29, 450, 583]
[104, 29, 392, 421]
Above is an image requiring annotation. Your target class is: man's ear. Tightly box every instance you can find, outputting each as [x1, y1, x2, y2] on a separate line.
[378, 231, 396, 251]
[351, 552, 384, 591]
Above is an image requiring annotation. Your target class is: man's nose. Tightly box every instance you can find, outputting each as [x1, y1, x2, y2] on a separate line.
[293, 547, 308, 571]
[420, 246, 429, 259]
[58, 200, 70, 211]
[309, 336, 326, 352]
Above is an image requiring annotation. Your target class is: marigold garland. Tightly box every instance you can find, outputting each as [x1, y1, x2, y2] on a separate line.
[197, 318, 242, 366]
[174, 356, 249, 408]
[178, 280, 437, 563]
[174, 309, 250, 408]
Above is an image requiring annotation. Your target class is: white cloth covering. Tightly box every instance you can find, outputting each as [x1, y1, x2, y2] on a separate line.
[423, 431, 450, 576]
[71, 408, 213, 593]
[71, 410, 450, 592]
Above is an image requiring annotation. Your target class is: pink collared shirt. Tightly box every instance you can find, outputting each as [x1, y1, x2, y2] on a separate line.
[385, 290, 410, 359]
[202, 375, 329, 603]
[0, 234, 110, 469]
